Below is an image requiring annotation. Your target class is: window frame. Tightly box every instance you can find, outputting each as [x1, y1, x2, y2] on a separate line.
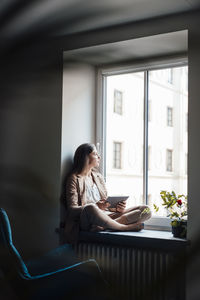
[96, 56, 188, 230]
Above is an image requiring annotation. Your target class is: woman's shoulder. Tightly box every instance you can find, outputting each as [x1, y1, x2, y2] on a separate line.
[92, 169, 105, 181]
[66, 172, 79, 185]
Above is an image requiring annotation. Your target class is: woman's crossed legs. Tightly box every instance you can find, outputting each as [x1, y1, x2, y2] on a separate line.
[112, 205, 152, 225]
[80, 204, 151, 232]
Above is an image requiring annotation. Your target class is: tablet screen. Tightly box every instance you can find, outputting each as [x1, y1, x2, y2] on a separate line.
[106, 196, 129, 208]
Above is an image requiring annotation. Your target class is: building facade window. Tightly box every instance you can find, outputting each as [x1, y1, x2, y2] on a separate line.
[166, 149, 173, 172]
[113, 142, 122, 169]
[167, 107, 173, 127]
[114, 89, 123, 115]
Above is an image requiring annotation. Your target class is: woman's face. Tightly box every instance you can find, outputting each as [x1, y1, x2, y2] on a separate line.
[88, 147, 100, 168]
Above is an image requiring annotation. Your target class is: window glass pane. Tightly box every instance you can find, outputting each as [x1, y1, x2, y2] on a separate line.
[148, 66, 188, 216]
[106, 73, 144, 208]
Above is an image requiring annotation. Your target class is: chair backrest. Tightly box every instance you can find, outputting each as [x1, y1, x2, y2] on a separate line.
[0, 208, 30, 279]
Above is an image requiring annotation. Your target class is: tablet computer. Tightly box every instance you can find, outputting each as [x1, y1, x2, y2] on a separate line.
[106, 196, 129, 208]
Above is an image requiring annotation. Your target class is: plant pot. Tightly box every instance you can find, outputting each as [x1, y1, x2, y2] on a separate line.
[171, 220, 187, 238]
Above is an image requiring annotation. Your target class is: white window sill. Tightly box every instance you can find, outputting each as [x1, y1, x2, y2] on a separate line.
[78, 229, 189, 251]
[144, 215, 171, 231]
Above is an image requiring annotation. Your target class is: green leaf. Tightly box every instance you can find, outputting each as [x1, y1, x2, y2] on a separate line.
[171, 212, 179, 218]
[171, 220, 179, 227]
[153, 204, 159, 212]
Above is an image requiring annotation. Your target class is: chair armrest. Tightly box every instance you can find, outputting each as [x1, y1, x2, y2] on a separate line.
[28, 259, 99, 279]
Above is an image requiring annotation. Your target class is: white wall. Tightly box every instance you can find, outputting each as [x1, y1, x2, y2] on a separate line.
[61, 62, 96, 176]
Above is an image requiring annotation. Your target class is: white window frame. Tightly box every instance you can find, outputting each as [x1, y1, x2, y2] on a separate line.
[96, 56, 188, 230]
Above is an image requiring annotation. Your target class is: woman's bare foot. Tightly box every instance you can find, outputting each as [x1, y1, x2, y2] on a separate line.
[115, 215, 127, 225]
[90, 225, 105, 232]
[123, 222, 144, 231]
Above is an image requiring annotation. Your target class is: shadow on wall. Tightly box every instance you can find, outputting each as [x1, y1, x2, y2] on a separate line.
[60, 157, 73, 226]
[0, 3, 64, 259]
[0, 164, 59, 259]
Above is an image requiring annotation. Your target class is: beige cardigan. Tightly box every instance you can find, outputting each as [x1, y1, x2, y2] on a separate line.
[64, 170, 108, 243]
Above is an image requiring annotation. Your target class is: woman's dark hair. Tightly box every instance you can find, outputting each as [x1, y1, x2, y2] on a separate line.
[72, 143, 96, 174]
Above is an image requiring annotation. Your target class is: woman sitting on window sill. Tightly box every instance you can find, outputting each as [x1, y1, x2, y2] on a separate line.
[63, 143, 151, 243]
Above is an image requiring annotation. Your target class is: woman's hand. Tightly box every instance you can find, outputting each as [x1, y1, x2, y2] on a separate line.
[116, 201, 127, 213]
[97, 199, 110, 210]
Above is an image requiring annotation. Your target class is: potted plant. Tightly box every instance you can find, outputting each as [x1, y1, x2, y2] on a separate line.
[154, 191, 187, 238]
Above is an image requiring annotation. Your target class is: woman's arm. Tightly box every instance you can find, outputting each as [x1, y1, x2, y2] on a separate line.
[96, 199, 110, 210]
[66, 175, 84, 216]
[95, 172, 127, 213]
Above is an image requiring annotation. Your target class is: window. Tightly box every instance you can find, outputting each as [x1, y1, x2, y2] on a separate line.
[113, 142, 122, 169]
[166, 149, 173, 172]
[167, 107, 173, 127]
[98, 62, 188, 221]
[114, 89, 123, 115]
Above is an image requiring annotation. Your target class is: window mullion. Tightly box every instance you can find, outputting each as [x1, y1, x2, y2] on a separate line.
[102, 75, 107, 179]
[143, 71, 149, 205]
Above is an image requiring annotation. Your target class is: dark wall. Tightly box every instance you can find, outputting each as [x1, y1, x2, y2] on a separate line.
[0, 39, 63, 258]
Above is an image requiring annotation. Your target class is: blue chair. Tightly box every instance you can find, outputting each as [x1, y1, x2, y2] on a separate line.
[0, 208, 108, 300]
